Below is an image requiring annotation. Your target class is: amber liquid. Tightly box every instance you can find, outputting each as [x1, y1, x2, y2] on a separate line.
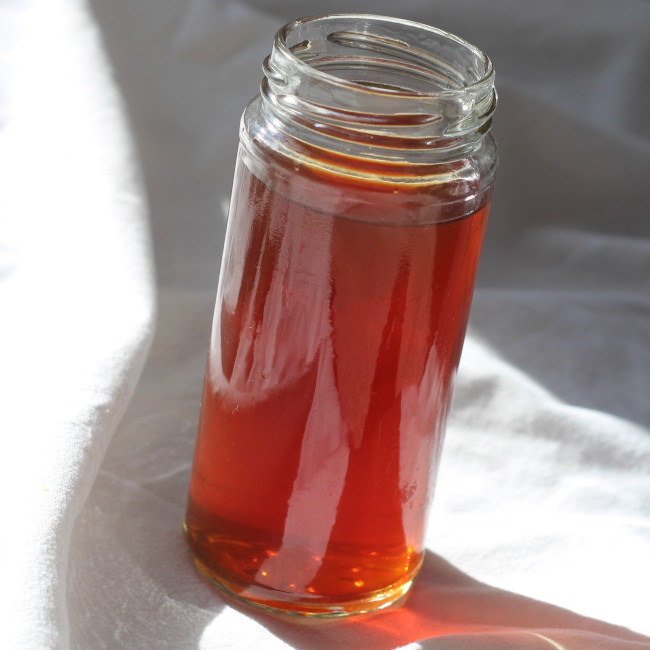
[185, 159, 490, 616]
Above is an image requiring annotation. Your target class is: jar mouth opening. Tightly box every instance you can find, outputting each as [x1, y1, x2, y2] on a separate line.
[275, 14, 494, 98]
[259, 13, 496, 161]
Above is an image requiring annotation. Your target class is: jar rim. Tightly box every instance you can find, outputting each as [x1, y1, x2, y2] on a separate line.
[274, 13, 495, 99]
[256, 13, 497, 165]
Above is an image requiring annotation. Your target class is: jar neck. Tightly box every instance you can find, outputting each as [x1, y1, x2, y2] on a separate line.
[260, 14, 496, 163]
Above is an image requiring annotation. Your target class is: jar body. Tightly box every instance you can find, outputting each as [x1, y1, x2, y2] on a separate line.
[184, 14, 497, 617]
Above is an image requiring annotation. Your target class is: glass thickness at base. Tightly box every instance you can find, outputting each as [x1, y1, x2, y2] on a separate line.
[184, 520, 422, 618]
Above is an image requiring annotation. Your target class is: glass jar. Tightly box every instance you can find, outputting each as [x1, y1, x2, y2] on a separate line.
[184, 14, 497, 618]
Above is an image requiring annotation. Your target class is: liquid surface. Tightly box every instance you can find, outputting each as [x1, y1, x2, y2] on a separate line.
[185, 160, 489, 615]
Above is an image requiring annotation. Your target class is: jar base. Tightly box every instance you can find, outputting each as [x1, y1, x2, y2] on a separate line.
[186, 542, 421, 619]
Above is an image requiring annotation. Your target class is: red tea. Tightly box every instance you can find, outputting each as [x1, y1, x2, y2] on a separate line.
[184, 159, 489, 615]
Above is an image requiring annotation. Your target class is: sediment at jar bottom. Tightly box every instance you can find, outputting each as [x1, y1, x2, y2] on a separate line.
[183, 517, 424, 617]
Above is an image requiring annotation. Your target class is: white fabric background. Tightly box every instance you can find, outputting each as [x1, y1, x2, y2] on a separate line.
[1, 0, 649, 648]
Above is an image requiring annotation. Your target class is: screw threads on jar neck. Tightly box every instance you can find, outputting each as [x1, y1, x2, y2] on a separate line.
[260, 14, 496, 161]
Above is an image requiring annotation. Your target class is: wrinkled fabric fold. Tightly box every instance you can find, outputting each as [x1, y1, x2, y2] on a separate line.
[0, 0, 155, 646]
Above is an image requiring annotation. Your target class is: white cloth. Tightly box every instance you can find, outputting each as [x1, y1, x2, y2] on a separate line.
[0, 0, 155, 647]
[1, 0, 649, 648]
